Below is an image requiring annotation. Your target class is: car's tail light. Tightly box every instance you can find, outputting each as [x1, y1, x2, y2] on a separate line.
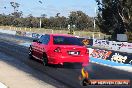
[86, 49, 89, 54]
[54, 47, 61, 53]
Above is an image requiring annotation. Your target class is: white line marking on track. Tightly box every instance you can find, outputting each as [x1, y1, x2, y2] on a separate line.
[0, 82, 7, 88]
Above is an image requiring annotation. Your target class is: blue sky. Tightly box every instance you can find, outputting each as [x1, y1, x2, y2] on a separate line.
[0, 0, 97, 17]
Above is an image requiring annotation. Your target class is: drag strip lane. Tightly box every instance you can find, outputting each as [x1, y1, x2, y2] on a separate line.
[0, 35, 132, 88]
[0, 40, 81, 88]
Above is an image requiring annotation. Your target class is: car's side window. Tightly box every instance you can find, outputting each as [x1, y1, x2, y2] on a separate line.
[43, 35, 50, 44]
[39, 35, 45, 43]
[39, 35, 50, 45]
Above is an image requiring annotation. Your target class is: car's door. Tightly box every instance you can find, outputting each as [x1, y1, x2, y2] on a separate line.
[32, 36, 43, 59]
[37, 34, 50, 59]
[31, 39, 40, 58]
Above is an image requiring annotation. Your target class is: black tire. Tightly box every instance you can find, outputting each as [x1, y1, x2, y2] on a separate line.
[28, 47, 33, 59]
[42, 55, 48, 66]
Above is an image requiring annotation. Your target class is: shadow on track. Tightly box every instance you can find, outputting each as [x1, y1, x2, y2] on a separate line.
[30, 58, 82, 69]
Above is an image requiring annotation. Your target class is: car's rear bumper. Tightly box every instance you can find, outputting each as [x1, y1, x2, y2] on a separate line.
[48, 55, 89, 66]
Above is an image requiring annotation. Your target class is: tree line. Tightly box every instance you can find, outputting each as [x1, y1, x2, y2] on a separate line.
[0, 11, 94, 31]
[2, 0, 131, 38]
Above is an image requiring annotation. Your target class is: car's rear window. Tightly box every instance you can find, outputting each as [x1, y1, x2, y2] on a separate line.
[53, 36, 83, 46]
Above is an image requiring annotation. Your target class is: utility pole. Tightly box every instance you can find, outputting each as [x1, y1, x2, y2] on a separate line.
[40, 18, 42, 28]
[93, 7, 97, 39]
[94, 7, 96, 30]
[39, 0, 43, 29]
[94, 18, 96, 29]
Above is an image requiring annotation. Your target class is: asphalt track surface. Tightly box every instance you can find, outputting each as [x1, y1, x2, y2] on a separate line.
[0, 33, 132, 88]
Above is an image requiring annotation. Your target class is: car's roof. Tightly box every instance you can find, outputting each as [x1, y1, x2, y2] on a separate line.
[45, 34, 75, 37]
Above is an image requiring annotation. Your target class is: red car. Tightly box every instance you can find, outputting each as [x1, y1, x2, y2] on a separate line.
[29, 34, 89, 66]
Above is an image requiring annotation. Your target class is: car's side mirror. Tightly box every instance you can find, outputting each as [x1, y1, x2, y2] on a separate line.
[33, 39, 38, 42]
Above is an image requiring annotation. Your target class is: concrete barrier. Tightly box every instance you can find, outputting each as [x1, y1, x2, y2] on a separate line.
[0, 29, 16, 35]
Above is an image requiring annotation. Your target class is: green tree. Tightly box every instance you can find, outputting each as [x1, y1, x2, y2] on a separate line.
[0, 10, 93, 30]
[10, 2, 20, 12]
[96, 0, 132, 40]
[68, 11, 93, 30]
[11, 11, 23, 18]
[41, 14, 47, 18]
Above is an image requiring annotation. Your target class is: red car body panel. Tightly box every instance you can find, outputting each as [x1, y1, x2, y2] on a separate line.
[31, 34, 89, 66]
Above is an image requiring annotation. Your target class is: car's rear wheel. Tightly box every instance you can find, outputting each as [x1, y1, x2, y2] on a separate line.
[28, 47, 33, 59]
[42, 54, 48, 66]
